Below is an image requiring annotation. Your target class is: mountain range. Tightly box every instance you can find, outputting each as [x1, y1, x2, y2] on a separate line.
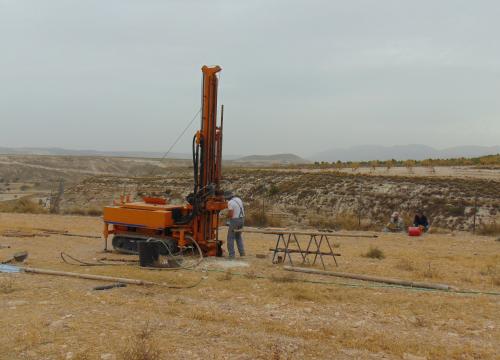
[311, 145, 500, 162]
[234, 153, 307, 164]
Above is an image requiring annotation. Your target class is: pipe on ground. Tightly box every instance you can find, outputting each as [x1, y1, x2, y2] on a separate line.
[284, 266, 456, 291]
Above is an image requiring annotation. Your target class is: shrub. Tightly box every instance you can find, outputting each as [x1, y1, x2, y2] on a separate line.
[422, 263, 440, 279]
[309, 213, 377, 231]
[444, 204, 465, 217]
[268, 184, 280, 197]
[476, 222, 500, 236]
[119, 322, 160, 360]
[308, 215, 338, 230]
[217, 269, 233, 281]
[0, 198, 47, 214]
[86, 207, 103, 217]
[270, 273, 296, 283]
[363, 246, 385, 260]
[395, 258, 415, 271]
[245, 208, 282, 228]
[64, 207, 87, 216]
[0, 277, 15, 294]
[63, 207, 103, 217]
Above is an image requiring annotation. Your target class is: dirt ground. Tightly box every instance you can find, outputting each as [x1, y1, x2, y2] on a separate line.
[0, 213, 499, 360]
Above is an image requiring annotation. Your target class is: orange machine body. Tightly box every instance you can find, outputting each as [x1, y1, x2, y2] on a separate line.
[103, 65, 227, 256]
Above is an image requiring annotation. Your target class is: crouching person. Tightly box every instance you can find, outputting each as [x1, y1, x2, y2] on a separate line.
[225, 191, 245, 258]
[384, 211, 405, 232]
[413, 210, 430, 232]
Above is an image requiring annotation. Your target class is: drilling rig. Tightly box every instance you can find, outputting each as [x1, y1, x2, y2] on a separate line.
[102, 65, 227, 257]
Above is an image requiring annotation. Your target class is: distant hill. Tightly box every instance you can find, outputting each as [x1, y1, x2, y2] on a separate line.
[0, 146, 241, 160]
[311, 145, 500, 162]
[234, 153, 309, 165]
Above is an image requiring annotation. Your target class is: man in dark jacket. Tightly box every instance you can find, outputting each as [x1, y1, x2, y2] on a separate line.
[413, 210, 429, 232]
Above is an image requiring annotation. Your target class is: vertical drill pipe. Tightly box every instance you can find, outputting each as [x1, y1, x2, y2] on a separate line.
[197, 66, 222, 249]
[215, 104, 224, 188]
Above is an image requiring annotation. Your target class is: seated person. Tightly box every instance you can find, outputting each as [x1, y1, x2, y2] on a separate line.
[384, 212, 405, 232]
[413, 210, 429, 232]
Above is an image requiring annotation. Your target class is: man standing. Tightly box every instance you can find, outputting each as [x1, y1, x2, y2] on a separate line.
[225, 191, 245, 258]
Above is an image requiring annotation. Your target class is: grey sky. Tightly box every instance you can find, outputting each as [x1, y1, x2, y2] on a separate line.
[1, 0, 499, 157]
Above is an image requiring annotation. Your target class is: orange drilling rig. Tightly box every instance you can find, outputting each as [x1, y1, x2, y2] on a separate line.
[102, 65, 227, 257]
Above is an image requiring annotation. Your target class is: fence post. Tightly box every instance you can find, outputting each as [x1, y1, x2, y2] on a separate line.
[472, 192, 478, 234]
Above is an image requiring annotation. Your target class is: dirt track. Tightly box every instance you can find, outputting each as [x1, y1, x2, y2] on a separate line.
[1, 213, 499, 359]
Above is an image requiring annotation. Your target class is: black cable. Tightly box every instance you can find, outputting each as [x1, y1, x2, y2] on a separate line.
[153, 108, 201, 171]
[60, 252, 128, 267]
[140, 236, 204, 271]
[135, 107, 201, 195]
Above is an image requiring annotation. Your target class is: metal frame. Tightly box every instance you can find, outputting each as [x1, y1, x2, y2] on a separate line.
[270, 232, 339, 269]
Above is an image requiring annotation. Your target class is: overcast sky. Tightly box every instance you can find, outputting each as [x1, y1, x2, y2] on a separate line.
[1, 0, 499, 157]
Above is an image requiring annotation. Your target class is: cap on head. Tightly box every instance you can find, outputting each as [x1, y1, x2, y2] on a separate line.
[392, 211, 399, 218]
[224, 191, 234, 200]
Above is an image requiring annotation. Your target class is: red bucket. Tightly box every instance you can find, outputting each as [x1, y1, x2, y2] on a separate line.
[408, 227, 422, 236]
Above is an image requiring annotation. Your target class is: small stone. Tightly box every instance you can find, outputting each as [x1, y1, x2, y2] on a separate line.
[49, 320, 65, 330]
[353, 320, 365, 328]
[66, 352, 74, 360]
[100, 354, 115, 360]
[7, 300, 28, 306]
[403, 353, 427, 360]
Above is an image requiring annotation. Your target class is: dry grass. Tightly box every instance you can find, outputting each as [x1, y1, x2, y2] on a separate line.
[421, 263, 441, 279]
[479, 264, 500, 286]
[309, 213, 377, 231]
[363, 246, 385, 259]
[244, 269, 258, 279]
[428, 227, 450, 234]
[269, 343, 294, 360]
[477, 221, 500, 236]
[63, 206, 103, 217]
[269, 273, 296, 283]
[286, 284, 329, 302]
[217, 269, 233, 281]
[0, 198, 47, 214]
[395, 258, 416, 271]
[0, 213, 499, 359]
[119, 322, 161, 360]
[245, 209, 282, 227]
[0, 276, 16, 294]
[308, 215, 340, 230]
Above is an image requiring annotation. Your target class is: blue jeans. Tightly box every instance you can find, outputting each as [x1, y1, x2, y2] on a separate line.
[227, 218, 245, 257]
